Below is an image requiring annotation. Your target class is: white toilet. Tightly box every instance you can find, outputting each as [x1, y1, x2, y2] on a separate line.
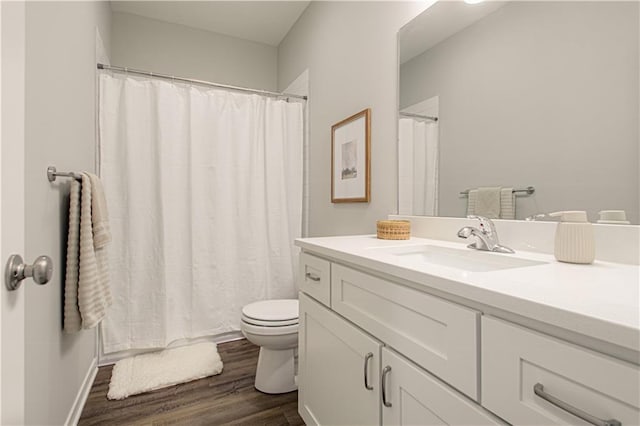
[240, 299, 299, 394]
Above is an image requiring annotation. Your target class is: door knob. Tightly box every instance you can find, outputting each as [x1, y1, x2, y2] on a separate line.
[5, 254, 53, 291]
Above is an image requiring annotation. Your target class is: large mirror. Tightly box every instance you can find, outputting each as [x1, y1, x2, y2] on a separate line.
[398, 1, 639, 224]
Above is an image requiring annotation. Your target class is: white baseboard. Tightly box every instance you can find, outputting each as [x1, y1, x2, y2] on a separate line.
[65, 357, 98, 426]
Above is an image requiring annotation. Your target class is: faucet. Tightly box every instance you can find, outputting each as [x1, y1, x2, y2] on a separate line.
[457, 215, 515, 254]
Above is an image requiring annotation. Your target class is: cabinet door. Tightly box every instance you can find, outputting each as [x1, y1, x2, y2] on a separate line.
[482, 316, 640, 425]
[381, 347, 505, 426]
[299, 293, 381, 426]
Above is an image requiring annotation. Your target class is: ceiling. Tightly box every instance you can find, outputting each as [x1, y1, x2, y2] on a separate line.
[110, 1, 311, 47]
[400, 1, 507, 64]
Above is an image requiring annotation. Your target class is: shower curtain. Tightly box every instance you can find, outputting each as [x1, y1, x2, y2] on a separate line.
[98, 73, 303, 353]
[398, 117, 439, 216]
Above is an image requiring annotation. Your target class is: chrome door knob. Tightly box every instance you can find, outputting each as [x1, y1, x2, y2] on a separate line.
[5, 254, 54, 291]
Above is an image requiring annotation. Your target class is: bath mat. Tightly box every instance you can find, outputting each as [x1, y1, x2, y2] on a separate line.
[107, 342, 223, 400]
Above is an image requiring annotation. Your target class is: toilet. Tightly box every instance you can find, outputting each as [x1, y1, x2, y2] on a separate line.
[241, 299, 299, 394]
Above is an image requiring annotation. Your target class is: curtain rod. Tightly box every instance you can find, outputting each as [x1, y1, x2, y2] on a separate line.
[399, 112, 438, 122]
[97, 63, 308, 101]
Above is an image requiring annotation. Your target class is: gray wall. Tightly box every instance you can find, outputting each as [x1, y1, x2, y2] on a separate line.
[400, 2, 639, 223]
[24, 2, 111, 424]
[278, 1, 429, 236]
[112, 11, 278, 91]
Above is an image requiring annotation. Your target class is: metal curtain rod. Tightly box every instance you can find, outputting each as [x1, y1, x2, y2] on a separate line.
[400, 112, 438, 122]
[460, 186, 535, 196]
[47, 166, 82, 182]
[97, 63, 308, 101]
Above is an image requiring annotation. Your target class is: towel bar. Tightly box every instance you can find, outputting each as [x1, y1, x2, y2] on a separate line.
[47, 166, 82, 182]
[459, 186, 535, 197]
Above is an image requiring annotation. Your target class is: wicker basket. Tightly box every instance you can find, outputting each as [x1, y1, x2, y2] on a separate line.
[376, 220, 411, 240]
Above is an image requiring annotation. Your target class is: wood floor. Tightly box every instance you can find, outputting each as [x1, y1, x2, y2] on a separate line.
[79, 339, 304, 425]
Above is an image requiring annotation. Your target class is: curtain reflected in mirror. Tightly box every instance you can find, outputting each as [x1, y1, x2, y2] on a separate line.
[398, 112, 439, 216]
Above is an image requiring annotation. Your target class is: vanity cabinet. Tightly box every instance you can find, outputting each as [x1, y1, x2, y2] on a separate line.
[297, 237, 640, 426]
[482, 316, 640, 426]
[298, 253, 502, 426]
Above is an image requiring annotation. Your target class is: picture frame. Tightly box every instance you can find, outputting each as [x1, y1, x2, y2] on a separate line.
[331, 108, 371, 203]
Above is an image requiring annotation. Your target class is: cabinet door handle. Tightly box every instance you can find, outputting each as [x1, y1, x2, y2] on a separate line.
[382, 366, 392, 407]
[305, 272, 321, 282]
[534, 383, 621, 426]
[363, 352, 374, 390]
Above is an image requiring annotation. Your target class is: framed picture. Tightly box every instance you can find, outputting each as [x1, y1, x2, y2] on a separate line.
[331, 108, 371, 203]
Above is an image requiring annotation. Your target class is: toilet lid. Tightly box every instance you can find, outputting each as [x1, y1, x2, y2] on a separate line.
[242, 299, 299, 323]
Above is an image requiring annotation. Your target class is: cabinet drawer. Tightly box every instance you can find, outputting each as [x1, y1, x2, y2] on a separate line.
[299, 252, 331, 307]
[331, 263, 480, 401]
[482, 316, 640, 425]
[382, 347, 505, 426]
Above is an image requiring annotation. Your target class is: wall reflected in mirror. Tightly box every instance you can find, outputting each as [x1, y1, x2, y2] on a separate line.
[398, 1, 639, 224]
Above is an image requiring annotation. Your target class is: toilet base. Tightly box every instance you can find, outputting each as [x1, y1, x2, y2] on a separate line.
[255, 347, 297, 394]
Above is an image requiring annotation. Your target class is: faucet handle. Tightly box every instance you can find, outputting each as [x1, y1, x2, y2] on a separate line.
[467, 215, 496, 235]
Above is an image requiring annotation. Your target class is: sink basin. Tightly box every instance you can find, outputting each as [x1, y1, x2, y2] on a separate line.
[377, 245, 547, 272]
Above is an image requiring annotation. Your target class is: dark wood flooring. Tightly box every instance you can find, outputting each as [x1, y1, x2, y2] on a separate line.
[78, 339, 304, 425]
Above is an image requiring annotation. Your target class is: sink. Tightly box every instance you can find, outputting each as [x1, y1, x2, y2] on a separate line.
[376, 244, 547, 272]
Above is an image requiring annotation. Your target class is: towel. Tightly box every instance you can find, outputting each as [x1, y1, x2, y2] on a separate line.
[65, 173, 112, 332]
[474, 187, 501, 219]
[500, 187, 516, 219]
[63, 180, 82, 333]
[88, 172, 111, 248]
[466, 189, 478, 216]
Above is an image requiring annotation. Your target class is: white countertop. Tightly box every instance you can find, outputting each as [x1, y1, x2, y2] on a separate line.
[296, 235, 640, 354]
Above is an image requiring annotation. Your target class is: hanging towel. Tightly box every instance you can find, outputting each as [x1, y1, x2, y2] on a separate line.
[65, 173, 112, 332]
[79, 172, 112, 329]
[500, 187, 516, 219]
[88, 173, 111, 248]
[64, 180, 82, 333]
[474, 187, 501, 219]
[466, 189, 478, 216]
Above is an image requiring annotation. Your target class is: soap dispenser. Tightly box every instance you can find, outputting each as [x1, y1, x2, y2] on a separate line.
[548, 211, 595, 264]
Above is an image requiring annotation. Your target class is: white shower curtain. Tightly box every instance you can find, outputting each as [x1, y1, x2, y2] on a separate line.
[398, 118, 439, 216]
[99, 73, 303, 353]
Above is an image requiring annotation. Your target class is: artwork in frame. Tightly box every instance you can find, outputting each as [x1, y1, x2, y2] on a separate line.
[331, 108, 371, 203]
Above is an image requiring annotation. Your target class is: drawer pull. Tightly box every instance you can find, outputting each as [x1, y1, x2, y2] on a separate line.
[364, 352, 374, 390]
[305, 272, 321, 282]
[382, 366, 392, 407]
[534, 383, 621, 426]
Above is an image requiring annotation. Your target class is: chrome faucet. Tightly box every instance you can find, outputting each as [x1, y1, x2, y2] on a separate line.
[457, 215, 515, 254]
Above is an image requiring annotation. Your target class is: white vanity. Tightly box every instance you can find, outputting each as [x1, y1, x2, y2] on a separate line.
[295, 218, 640, 426]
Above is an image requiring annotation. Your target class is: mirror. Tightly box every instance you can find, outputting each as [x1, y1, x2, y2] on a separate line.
[398, 1, 639, 224]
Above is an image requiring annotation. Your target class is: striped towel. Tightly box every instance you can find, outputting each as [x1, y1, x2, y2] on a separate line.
[63, 180, 82, 332]
[500, 187, 516, 219]
[466, 189, 478, 216]
[64, 173, 112, 332]
[475, 187, 501, 219]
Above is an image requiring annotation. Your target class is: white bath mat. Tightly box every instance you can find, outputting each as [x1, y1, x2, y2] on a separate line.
[107, 342, 223, 400]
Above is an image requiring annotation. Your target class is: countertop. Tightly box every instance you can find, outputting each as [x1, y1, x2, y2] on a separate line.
[295, 235, 640, 354]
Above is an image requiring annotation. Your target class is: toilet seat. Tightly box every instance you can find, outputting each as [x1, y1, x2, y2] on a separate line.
[242, 316, 298, 327]
[241, 299, 298, 327]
